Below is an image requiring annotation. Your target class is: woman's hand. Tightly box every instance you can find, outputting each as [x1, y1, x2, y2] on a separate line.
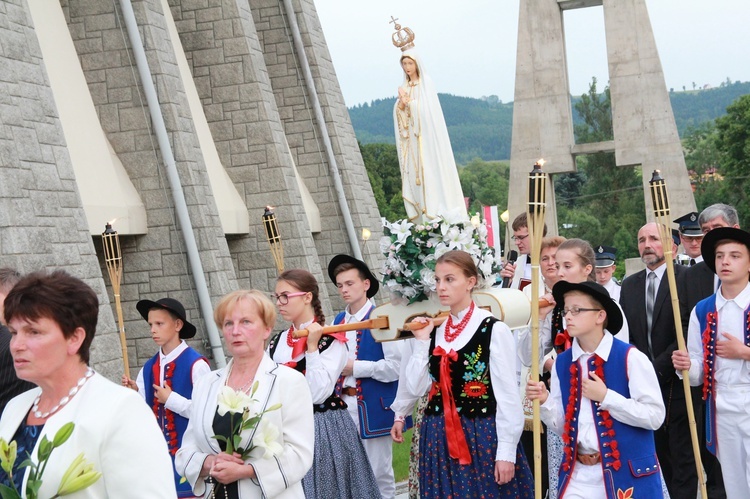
[494, 460, 515, 485]
[211, 453, 255, 483]
[121, 375, 137, 391]
[540, 293, 555, 317]
[410, 317, 434, 341]
[306, 322, 324, 353]
[391, 420, 405, 443]
[525, 380, 548, 404]
[397, 87, 409, 110]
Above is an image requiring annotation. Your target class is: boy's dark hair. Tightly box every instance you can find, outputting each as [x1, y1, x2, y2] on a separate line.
[512, 212, 548, 236]
[333, 262, 368, 282]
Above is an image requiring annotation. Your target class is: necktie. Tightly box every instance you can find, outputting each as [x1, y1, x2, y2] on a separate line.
[646, 271, 657, 358]
[689, 258, 696, 267]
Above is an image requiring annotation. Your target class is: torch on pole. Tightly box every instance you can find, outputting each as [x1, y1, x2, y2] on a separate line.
[102, 222, 129, 376]
[648, 170, 707, 499]
[263, 206, 284, 274]
[527, 159, 547, 499]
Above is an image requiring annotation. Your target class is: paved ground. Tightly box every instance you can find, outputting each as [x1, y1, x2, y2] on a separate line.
[395, 480, 408, 498]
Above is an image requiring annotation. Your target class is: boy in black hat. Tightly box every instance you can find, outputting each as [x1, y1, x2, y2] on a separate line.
[672, 227, 750, 499]
[527, 281, 665, 498]
[123, 297, 209, 498]
[328, 254, 404, 499]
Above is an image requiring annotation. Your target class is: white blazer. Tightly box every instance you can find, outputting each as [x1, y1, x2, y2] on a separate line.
[176, 354, 314, 499]
[0, 373, 176, 498]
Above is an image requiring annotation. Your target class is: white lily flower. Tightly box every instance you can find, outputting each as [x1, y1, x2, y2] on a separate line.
[390, 220, 414, 245]
[251, 419, 284, 459]
[217, 385, 254, 416]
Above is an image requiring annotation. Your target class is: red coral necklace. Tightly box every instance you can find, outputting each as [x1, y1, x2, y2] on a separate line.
[286, 323, 300, 347]
[444, 302, 475, 342]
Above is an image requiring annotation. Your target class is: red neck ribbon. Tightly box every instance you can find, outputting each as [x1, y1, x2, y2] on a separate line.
[433, 346, 471, 465]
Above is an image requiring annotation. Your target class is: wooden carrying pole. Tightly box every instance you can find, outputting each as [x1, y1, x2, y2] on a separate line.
[648, 170, 707, 499]
[527, 160, 547, 499]
[102, 223, 130, 375]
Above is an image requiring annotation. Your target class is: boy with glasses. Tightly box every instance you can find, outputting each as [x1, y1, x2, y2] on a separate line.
[527, 281, 665, 498]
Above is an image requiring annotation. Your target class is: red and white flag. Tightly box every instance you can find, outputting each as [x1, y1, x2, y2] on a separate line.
[483, 206, 501, 249]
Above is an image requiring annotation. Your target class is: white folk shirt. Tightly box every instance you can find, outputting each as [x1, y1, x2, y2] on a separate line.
[403, 304, 523, 463]
[685, 282, 750, 387]
[136, 340, 211, 418]
[269, 319, 347, 404]
[342, 300, 401, 388]
[541, 334, 665, 451]
[602, 278, 621, 303]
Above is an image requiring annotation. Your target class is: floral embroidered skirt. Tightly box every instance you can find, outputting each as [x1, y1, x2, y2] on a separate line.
[419, 414, 533, 498]
[302, 408, 380, 499]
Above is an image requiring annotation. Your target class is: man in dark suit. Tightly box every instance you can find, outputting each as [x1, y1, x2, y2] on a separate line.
[620, 223, 696, 499]
[0, 268, 34, 416]
[675, 203, 740, 499]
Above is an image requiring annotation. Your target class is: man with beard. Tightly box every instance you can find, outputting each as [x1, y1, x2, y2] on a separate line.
[620, 223, 696, 499]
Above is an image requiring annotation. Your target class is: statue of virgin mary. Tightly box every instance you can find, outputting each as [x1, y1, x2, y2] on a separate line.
[392, 22, 468, 223]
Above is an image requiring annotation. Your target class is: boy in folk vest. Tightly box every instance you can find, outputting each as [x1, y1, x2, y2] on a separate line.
[328, 255, 404, 499]
[672, 227, 750, 499]
[527, 281, 666, 498]
[122, 298, 210, 498]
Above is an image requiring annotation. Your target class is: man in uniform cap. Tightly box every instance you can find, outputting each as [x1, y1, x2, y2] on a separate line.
[594, 245, 621, 302]
[674, 212, 704, 266]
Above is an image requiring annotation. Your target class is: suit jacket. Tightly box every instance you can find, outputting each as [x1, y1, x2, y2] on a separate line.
[677, 261, 715, 334]
[0, 373, 176, 498]
[620, 264, 687, 398]
[176, 354, 314, 499]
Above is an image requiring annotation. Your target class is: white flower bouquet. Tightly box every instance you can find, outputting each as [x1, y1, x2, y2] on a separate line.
[214, 382, 282, 460]
[380, 213, 502, 304]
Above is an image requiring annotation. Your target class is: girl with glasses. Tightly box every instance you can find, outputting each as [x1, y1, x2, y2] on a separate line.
[267, 269, 379, 498]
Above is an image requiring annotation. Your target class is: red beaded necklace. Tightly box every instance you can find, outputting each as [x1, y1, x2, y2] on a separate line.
[286, 323, 301, 347]
[443, 302, 475, 342]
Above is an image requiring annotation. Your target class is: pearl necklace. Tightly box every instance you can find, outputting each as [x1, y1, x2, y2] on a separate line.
[32, 368, 94, 419]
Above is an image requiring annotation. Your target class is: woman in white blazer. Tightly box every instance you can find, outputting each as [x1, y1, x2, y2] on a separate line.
[176, 290, 314, 499]
[0, 270, 176, 498]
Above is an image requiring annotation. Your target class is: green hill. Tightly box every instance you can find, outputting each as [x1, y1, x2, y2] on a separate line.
[348, 80, 750, 164]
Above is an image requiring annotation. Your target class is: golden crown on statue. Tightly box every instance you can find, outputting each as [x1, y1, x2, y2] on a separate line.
[390, 16, 415, 51]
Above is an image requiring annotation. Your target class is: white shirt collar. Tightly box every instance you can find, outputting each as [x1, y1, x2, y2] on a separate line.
[694, 255, 704, 264]
[345, 299, 374, 322]
[450, 303, 473, 321]
[160, 340, 188, 364]
[570, 331, 613, 362]
[716, 282, 750, 312]
[648, 262, 667, 280]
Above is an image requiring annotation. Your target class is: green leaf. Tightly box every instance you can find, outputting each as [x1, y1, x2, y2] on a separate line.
[0, 484, 21, 499]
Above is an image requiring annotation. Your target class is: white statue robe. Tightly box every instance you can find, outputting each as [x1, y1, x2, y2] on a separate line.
[393, 49, 467, 223]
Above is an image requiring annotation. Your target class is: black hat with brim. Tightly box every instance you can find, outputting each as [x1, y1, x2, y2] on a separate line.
[136, 297, 197, 339]
[701, 227, 750, 276]
[327, 254, 379, 298]
[552, 280, 623, 335]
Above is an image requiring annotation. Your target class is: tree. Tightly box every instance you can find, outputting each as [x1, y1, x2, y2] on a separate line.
[716, 94, 750, 228]
[359, 142, 406, 221]
[458, 158, 510, 215]
[682, 122, 724, 210]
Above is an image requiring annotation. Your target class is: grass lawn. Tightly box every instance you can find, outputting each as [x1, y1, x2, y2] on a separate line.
[391, 428, 414, 482]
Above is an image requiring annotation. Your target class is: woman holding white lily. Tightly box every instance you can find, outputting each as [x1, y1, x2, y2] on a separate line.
[0, 270, 176, 498]
[268, 269, 380, 498]
[176, 290, 314, 499]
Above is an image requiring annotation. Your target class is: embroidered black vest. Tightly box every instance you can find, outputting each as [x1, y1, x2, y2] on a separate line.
[425, 316, 498, 418]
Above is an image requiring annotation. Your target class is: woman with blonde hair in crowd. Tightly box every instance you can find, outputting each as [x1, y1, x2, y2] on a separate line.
[176, 290, 314, 498]
[268, 269, 379, 498]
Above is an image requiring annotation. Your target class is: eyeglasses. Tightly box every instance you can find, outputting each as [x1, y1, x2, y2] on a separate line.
[562, 307, 602, 316]
[272, 292, 307, 305]
[512, 234, 529, 242]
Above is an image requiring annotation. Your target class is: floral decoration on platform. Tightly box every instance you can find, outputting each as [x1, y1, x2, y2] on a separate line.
[380, 212, 502, 304]
[214, 382, 283, 461]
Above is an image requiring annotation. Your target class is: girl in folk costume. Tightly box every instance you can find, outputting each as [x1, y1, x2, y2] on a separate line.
[673, 227, 750, 499]
[517, 238, 632, 498]
[527, 281, 666, 499]
[267, 269, 380, 498]
[404, 250, 533, 498]
[392, 19, 467, 223]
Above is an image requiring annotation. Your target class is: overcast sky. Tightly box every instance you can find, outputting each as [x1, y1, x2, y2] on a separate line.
[315, 0, 750, 107]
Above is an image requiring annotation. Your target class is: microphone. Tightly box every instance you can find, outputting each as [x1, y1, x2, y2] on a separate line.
[501, 250, 518, 288]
